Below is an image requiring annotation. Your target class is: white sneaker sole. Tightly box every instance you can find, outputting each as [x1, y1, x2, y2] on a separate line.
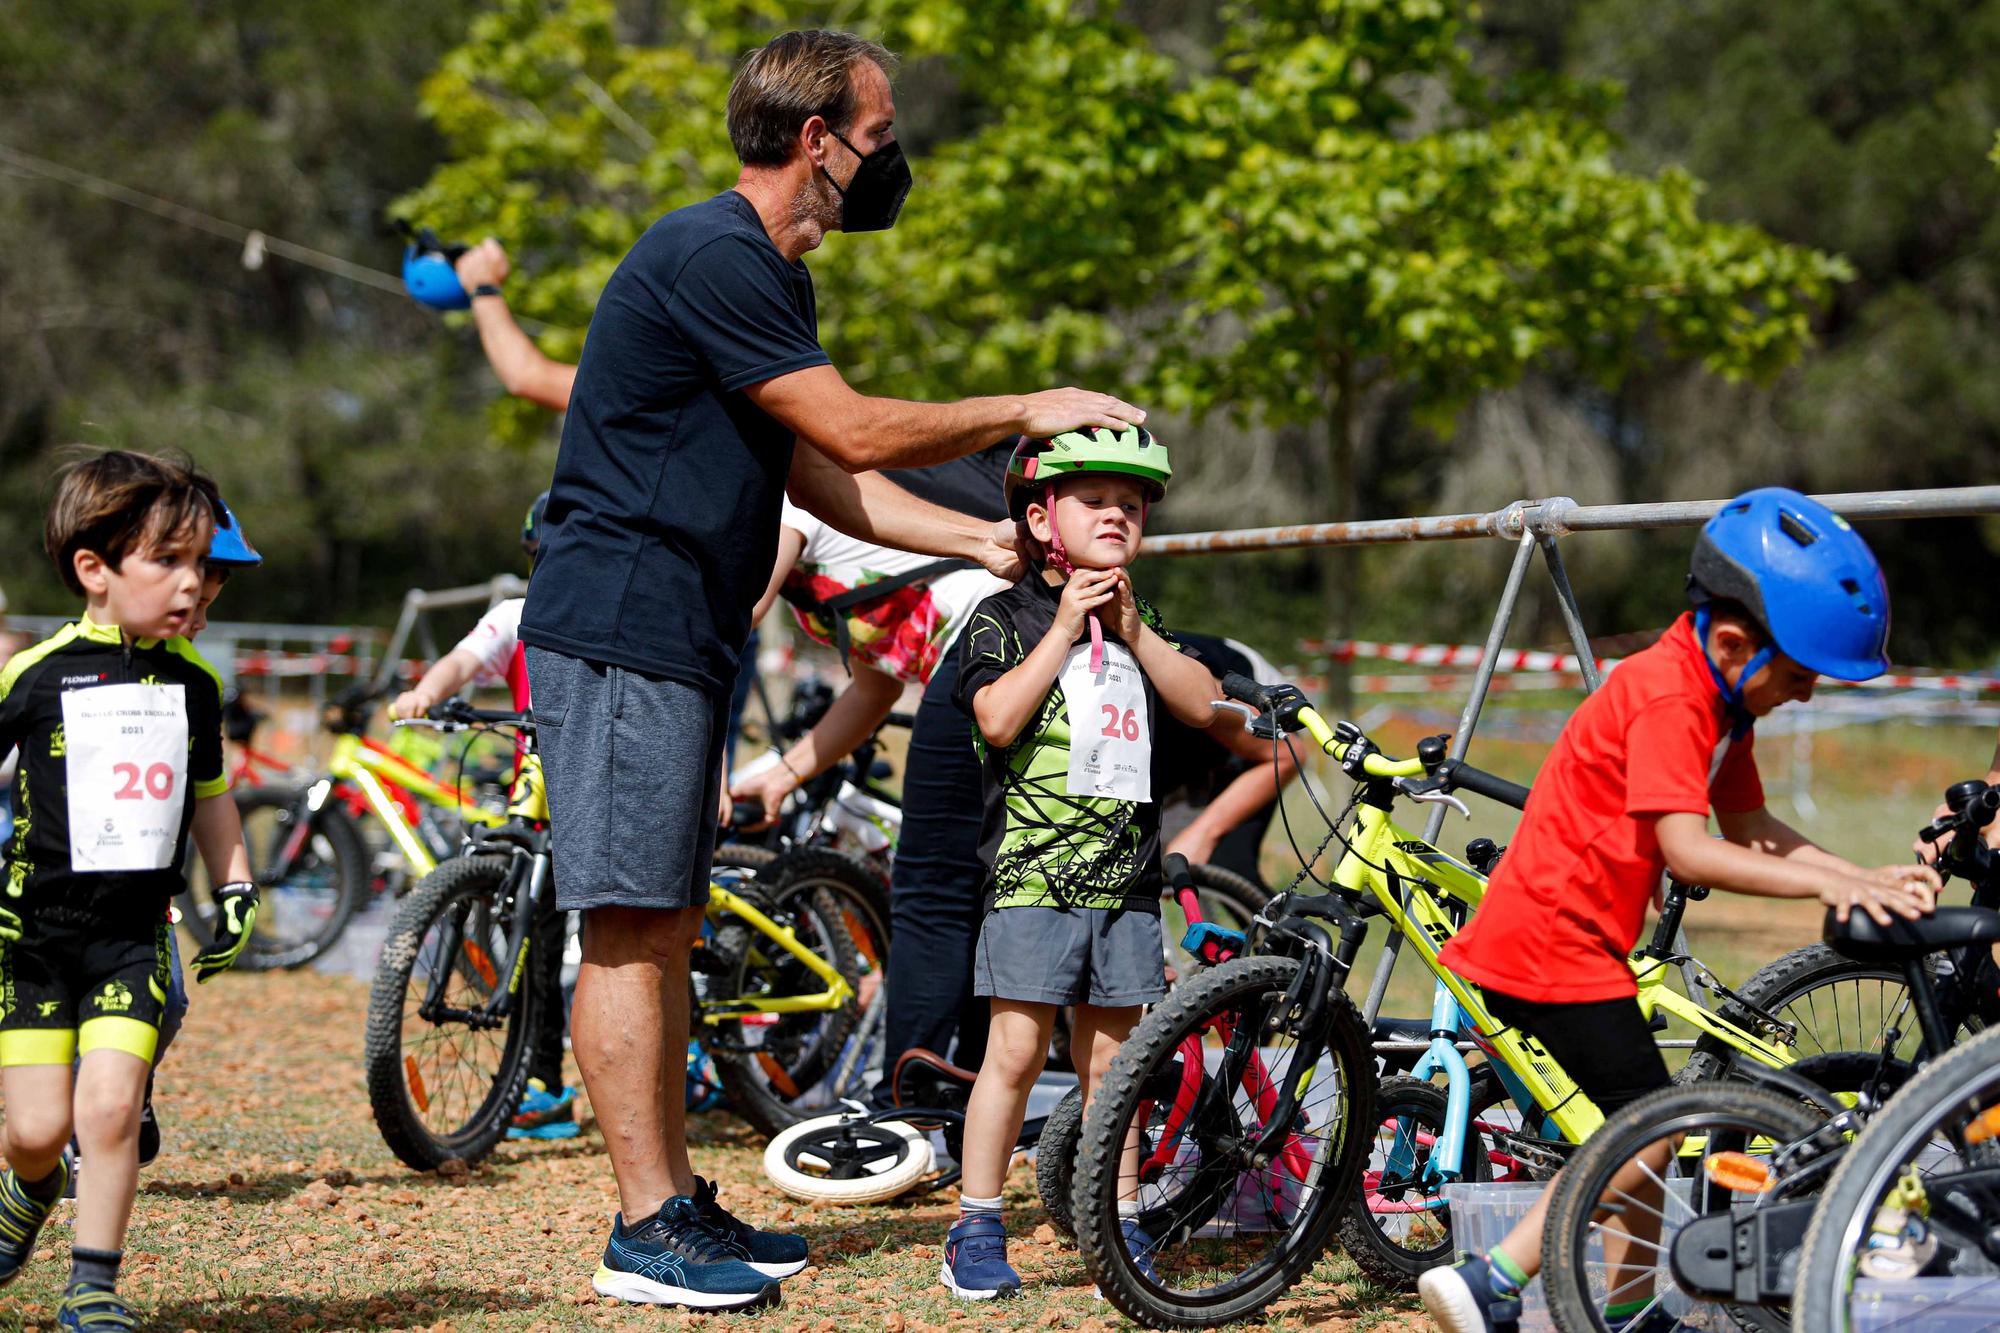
[748, 1257, 808, 1279]
[1416, 1267, 1491, 1333]
[938, 1260, 1019, 1301]
[593, 1264, 781, 1310]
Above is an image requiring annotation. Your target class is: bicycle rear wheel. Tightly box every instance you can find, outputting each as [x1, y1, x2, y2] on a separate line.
[181, 784, 366, 971]
[704, 881, 861, 1138]
[1073, 954, 1375, 1328]
[1541, 1082, 1824, 1333]
[1792, 1023, 2000, 1333]
[364, 853, 543, 1170]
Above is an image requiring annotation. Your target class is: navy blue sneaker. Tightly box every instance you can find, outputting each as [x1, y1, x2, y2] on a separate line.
[57, 1286, 137, 1330]
[1095, 1217, 1163, 1300]
[1607, 1307, 1686, 1333]
[940, 1215, 1019, 1300]
[692, 1176, 808, 1278]
[592, 1197, 781, 1310]
[0, 1155, 70, 1285]
[1417, 1255, 1522, 1333]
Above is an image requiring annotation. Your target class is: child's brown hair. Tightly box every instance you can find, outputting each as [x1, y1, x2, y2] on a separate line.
[44, 449, 220, 597]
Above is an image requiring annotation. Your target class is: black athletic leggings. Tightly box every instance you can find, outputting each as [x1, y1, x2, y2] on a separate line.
[1481, 989, 1671, 1116]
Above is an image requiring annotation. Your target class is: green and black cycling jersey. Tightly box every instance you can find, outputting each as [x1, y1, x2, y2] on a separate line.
[0, 615, 227, 924]
[953, 575, 1179, 915]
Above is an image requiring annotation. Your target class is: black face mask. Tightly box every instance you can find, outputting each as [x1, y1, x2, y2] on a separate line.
[822, 129, 911, 232]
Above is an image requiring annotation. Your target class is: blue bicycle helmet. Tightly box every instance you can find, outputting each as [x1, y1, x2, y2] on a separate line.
[207, 497, 263, 568]
[1687, 487, 1890, 682]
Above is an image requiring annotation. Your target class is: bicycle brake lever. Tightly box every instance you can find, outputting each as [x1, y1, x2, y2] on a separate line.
[1212, 700, 1260, 725]
[1409, 789, 1472, 820]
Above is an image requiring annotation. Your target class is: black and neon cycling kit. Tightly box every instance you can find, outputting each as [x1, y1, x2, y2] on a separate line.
[953, 575, 1179, 915]
[0, 615, 226, 1064]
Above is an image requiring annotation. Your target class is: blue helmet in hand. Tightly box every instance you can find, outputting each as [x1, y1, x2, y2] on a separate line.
[1687, 487, 1890, 681]
[207, 497, 262, 568]
[397, 221, 470, 311]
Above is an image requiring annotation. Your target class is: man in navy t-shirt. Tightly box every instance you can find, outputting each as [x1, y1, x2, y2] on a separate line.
[521, 29, 1147, 1311]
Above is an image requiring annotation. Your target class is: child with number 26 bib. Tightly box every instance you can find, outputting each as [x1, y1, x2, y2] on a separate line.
[939, 427, 1219, 1300]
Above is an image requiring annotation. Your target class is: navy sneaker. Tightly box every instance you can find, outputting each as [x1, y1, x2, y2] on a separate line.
[1095, 1217, 1163, 1300]
[0, 1155, 70, 1285]
[593, 1197, 780, 1310]
[1418, 1255, 1522, 1333]
[692, 1176, 808, 1278]
[940, 1215, 1019, 1300]
[508, 1079, 581, 1140]
[1607, 1308, 1687, 1333]
[57, 1286, 137, 1330]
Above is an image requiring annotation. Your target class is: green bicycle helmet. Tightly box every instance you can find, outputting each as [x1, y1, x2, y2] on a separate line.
[1003, 426, 1172, 520]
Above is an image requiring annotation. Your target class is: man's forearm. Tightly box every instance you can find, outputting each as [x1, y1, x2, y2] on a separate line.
[471, 299, 577, 411]
[828, 394, 1024, 471]
[788, 446, 990, 560]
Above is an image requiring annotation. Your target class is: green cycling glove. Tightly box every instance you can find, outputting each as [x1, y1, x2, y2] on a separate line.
[0, 906, 19, 944]
[192, 882, 259, 982]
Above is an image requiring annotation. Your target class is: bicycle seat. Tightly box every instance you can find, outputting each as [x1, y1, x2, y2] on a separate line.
[891, 1048, 978, 1112]
[1825, 906, 2000, 962]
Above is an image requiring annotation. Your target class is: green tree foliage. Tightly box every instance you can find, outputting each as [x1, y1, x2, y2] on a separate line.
[403, 0, 1843, 656]
[0, 0, 542, 622]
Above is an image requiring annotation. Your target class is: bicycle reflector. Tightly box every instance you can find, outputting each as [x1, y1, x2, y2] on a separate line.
[1963, 1104, 2000, 1146]
[1703, 1151, 1775, 1194]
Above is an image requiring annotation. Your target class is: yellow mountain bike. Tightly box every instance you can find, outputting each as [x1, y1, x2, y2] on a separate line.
[1073, 673, 1882, 1328]
[362, 700, 859, 1170]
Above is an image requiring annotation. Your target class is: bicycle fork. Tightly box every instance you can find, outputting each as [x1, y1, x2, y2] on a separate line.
[1399, 981, 1474, 1189]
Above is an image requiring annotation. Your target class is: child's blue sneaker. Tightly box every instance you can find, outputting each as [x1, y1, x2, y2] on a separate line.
[1607, 1308, 1686, 1333]
[1417, 1254, 1522, 1333]
[508, 1079, 581, 1140]
[56, 1286, 137, 1330]
[1095, 1217, 1163, 1299]
[940, 1215, 1020, 1300]
[692, 1176, 808, 1278]
[0, 1155, 70, 1285]
[592, 1197, 780, 1310]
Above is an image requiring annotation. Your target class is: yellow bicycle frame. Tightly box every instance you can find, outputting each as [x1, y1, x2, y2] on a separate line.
[324, 732, 505, 881]
[1298, 707, 1799, 1146]
[699, 884, 855, 1024]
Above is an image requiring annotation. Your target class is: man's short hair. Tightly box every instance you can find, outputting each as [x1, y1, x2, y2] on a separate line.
[727, 30, 897, 167]
[45, 449, 219, 597]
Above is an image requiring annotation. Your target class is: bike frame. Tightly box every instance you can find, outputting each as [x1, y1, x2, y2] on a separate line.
[323, 731, 505, 881]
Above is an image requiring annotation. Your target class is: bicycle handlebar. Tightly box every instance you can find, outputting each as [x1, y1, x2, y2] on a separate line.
[1920, 780, 2000, 867]
[1435, 759, 1533, 812]
[389, 698, 535, 732]
[1221, 672, 1529, 806]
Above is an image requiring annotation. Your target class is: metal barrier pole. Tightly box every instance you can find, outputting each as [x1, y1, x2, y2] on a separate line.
[1361, 526, 1539, 1028]
[1536, 531, 1602, 694]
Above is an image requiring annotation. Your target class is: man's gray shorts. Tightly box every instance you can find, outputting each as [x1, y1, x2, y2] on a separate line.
[526, 646, 726, 912]
[974, 905, 1167, 1008]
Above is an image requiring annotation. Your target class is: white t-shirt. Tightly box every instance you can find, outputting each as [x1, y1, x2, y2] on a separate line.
[452, 597, 530, 708]
[779, 499, 1006, 685]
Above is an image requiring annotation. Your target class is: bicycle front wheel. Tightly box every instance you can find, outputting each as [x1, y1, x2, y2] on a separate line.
[364, 853, 543, 1170]
[1541, 1082, 1824, 1333]
[1792, 1023, 2000, 1333]
[1073, 954, 1375, 1328]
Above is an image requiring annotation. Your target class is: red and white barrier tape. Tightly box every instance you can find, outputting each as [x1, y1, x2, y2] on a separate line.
[1309, 638, 2000, 694]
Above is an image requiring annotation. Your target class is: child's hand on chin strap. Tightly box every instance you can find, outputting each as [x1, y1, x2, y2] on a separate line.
[1044, 483, 1112, 670]
[1054, 570, 1119, 657]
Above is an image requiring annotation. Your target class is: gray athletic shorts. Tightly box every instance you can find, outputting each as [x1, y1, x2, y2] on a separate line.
[526, 646, 726, 913]
[974, 905, 1167, 1008]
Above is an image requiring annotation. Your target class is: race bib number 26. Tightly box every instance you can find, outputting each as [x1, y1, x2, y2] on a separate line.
[1061, 641, 1151, 802]
[62, 682, 189, 872]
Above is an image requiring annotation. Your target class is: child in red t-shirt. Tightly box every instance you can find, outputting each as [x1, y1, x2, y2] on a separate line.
[1420, 488, 1940, 1333]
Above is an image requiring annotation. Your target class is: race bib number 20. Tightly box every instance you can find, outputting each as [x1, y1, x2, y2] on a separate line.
[62, 682, 189, 872]
[1062, 641, 1151, 802]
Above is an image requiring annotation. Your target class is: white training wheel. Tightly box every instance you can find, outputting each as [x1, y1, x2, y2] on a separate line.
[763, 1113, 935, 1205]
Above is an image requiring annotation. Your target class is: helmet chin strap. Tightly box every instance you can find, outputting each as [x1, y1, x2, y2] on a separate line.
[1694, 604, 1770, 739]
[1044, 482, 1106, 672]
